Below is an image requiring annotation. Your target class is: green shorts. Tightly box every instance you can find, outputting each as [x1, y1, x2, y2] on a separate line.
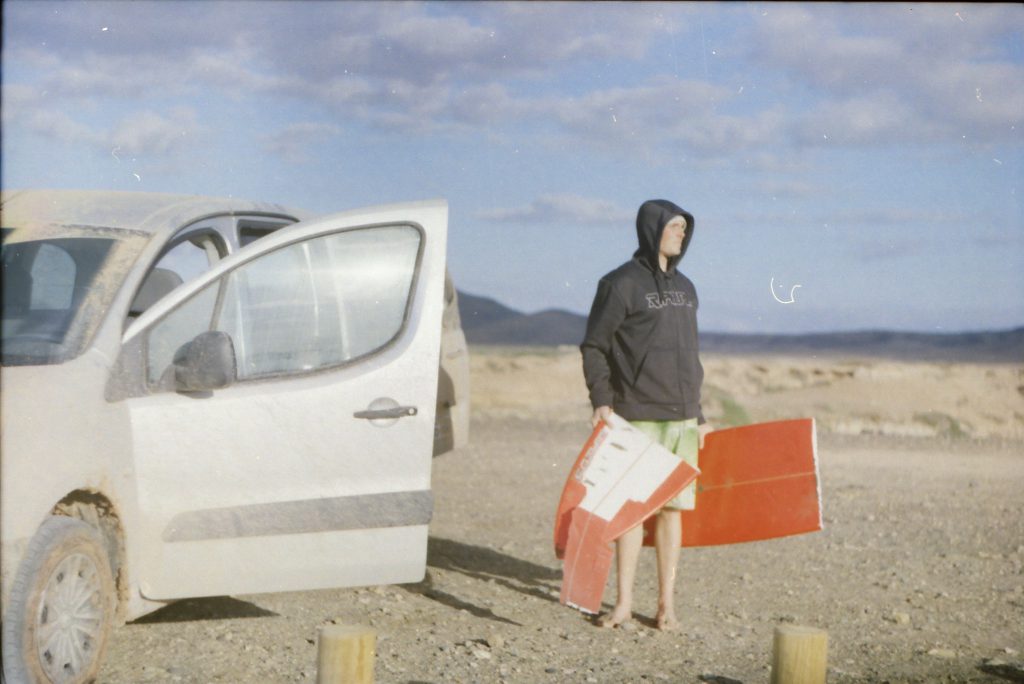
[630, 418, 699, 511]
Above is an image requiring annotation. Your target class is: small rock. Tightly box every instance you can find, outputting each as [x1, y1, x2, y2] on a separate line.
[886, 611, 911, 625]
[472, 649, 492, 660]
[927, 648, 956, 659]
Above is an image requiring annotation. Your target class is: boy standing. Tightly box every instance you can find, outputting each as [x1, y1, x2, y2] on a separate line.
[580, 199, 712, 630]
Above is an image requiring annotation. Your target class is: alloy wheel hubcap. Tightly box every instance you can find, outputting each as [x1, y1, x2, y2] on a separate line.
[35, 553, 105, 683]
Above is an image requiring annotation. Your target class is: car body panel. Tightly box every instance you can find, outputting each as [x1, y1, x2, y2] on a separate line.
[121, 202, 447, 599]
[0, 350, 136, 600]
[1, 190, 460, 623]
[435, 274, 471, 455]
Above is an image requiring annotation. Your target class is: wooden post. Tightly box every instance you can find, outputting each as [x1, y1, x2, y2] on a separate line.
[770, 624, 828, 684]
[317, 624, 376, 684]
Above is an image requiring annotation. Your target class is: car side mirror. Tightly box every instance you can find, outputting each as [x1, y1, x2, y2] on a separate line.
[173, 331, 237, 392]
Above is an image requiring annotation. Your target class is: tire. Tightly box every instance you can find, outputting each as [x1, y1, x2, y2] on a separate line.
[2, 517, 116, 684]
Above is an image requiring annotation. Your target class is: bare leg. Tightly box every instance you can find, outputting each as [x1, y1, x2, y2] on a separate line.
[654, 509, 681, 631]
[599, 523, 643, 627]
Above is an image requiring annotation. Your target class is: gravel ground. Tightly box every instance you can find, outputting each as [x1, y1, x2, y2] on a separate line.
[99, 417, 1024, 683]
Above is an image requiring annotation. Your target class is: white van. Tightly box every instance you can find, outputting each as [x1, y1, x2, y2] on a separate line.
[0, 190, 469, 683]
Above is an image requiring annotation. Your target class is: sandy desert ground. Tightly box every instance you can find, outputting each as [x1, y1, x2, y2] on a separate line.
[98, 347, 1024, 683]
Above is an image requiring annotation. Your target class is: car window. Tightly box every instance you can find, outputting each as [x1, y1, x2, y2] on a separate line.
[143, 224, 421, 386]
[237, 218, 293, 247]
[145, 285, 220, 385]
[155, 235, 223, 283]
[221, 239, 321, 376]
[2, 237, 122, 365]
[316, 225, 420, 363]
[29, 243, 77, 309]
[238, 227, 274, 247]
[129, 232, 226, 322]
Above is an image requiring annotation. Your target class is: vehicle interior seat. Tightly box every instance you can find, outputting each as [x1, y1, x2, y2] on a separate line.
[129, 268, 184, 320]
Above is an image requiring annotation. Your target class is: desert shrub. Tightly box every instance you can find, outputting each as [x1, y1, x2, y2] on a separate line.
[913, 411, 969, 439]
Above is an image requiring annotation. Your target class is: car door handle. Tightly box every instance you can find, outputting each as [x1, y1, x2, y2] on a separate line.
[354, 406, 418, 420]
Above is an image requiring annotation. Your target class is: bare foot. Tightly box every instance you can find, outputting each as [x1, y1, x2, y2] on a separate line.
[597, 607, 632, 628]
[656, 612, 680, 631]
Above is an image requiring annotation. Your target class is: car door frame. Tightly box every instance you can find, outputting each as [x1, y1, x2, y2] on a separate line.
[108, 199, 448, 600]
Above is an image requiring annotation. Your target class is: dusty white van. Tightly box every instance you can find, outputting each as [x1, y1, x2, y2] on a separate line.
[0, 190, 469, 683]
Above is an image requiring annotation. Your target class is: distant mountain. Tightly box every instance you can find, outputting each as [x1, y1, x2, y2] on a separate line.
[699, 329, 1024, 363]
[458, 292, 586, 346]
[456, 290, 1023, 362]
[455, 292, 521, 330]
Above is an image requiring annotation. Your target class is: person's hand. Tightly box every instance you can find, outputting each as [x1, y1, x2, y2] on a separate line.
[592, 406, 613, 428]
[698, 422, 714, 449]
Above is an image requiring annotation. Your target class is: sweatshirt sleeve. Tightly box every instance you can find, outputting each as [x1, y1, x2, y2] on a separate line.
[695, 290, 706, 425]
[580, 277, 627, 410]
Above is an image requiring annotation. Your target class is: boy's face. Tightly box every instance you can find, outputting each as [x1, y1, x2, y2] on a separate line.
[659, 215, 687, 259]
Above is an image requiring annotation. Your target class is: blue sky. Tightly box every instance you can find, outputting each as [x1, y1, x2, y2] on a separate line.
[3, 1, 1021, 333]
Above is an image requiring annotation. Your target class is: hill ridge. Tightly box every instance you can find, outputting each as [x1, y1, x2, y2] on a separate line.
[457, 291, 1023, 362]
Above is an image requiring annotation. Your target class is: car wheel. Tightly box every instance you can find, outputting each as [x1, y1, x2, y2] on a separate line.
[2, 516, 116, 684]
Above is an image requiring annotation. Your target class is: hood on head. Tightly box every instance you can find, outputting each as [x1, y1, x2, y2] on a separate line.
[633, 199, 695, 272]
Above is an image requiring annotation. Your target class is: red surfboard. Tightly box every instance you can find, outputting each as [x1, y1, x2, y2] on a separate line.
[554, 418, 821, 613]
[554, 414, 701, 613]
[647, 418, 821, 547]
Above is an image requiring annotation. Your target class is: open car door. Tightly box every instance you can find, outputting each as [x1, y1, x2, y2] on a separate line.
[116, 200, 447, 599]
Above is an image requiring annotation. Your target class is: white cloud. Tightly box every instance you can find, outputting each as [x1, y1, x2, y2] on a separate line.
[919, 60, 1024, 131]
[4, 1, 1022, 164]
[110, 108, 200, 157]
[749, 5, 903, 92]
[792, 93, 919, 146]
[478, 194, 633, 226]
[754, 178, 820, 199]
[745, 4, 1024, 145]
[263, 122, 343, 164]
[21, 109, 106, 148]
[529, 76, 787, 158]
[447, 82, 540, 129]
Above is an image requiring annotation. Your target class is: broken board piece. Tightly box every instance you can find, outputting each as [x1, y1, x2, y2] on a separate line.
[554, 414, 701, 614]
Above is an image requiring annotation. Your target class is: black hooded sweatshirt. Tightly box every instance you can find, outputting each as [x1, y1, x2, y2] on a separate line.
[580, 199, 704, 423]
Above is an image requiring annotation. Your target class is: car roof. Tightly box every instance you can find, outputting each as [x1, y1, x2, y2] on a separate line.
[0, 189, 308, 240]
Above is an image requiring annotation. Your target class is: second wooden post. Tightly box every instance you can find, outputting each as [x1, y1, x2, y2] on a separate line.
[770, 624, 828, 684]
[317, 624, 376, 684]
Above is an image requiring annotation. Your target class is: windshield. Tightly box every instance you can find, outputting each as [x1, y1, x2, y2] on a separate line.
[2, 229, 147, 365]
